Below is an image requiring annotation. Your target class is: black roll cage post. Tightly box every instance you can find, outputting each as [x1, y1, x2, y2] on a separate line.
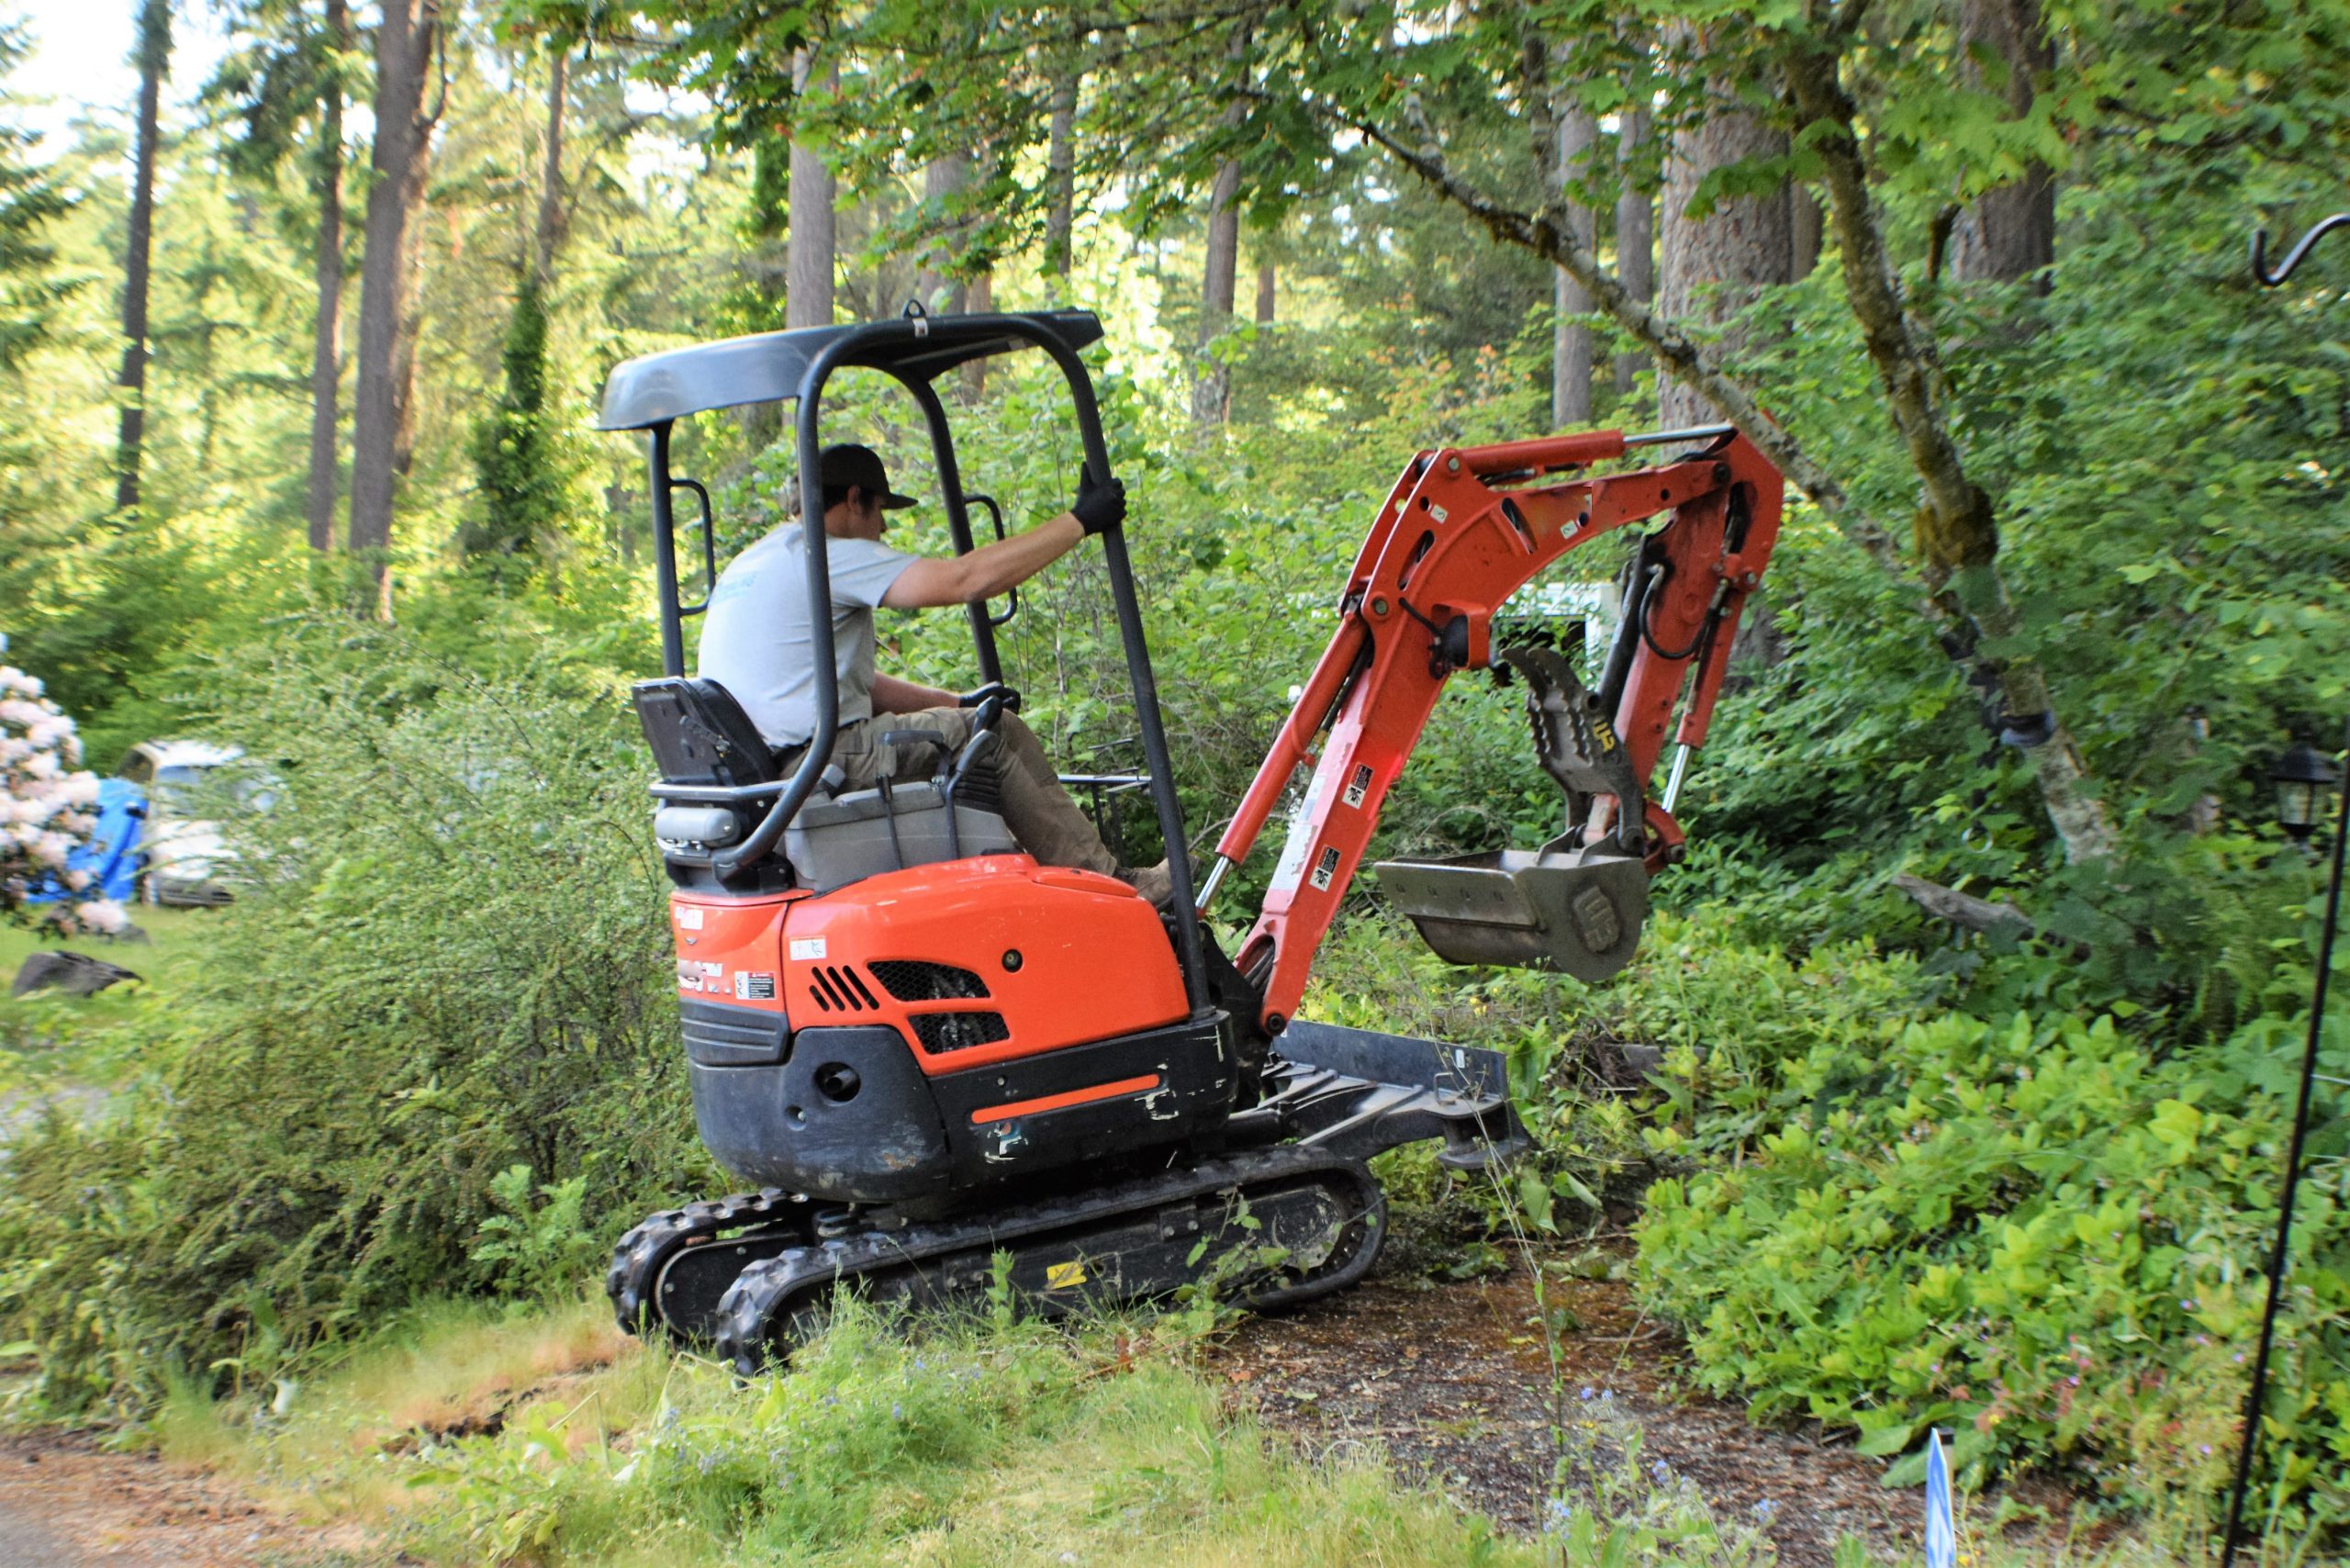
[639, 315, 1211, 1015]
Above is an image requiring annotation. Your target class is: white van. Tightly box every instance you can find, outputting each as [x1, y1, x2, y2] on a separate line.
[117, 740, 248, 905]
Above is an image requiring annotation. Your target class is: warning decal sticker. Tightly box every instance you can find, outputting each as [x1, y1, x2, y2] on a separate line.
[733, 971, 778, 1002]
[1342, 763, 1374, 809]
[789, 936, 827, 961]
[1309, 846, 1342, 891]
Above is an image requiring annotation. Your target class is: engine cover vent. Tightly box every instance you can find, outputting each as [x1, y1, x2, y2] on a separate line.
[806, 964, 879, 1014]
[869, 960, 990, 1003]
[911, 1012, 1011, 1054]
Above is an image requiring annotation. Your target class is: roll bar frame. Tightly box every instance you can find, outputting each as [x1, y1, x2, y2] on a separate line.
[633, 313, 1211, 1014]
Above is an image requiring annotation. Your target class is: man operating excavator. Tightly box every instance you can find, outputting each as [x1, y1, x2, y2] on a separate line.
[697, 442, 1173, 905]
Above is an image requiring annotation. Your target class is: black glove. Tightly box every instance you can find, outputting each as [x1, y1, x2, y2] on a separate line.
[1071, 464, 1126, 535]
[958, 684, 1022, 714]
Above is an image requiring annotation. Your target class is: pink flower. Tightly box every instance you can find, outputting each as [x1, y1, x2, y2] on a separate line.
[73, 899, 128, 935]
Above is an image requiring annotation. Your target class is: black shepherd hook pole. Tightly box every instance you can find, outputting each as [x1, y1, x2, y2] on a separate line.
[2221, 717, 2349, 1567]
[2251, 214, 2350, 287]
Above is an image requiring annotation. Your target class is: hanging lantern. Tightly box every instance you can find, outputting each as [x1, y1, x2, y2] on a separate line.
[2271, 742, 2343, 841]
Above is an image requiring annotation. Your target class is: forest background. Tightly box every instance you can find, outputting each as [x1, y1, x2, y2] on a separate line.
[0, 0, 2346, 1559]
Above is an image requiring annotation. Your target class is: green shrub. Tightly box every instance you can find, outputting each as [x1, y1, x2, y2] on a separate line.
[1634, 991, 2349, 1533]
[0, 621, 709, 1413]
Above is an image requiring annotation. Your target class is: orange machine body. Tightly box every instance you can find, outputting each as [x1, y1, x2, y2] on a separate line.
[670, 856, 1190, 1076]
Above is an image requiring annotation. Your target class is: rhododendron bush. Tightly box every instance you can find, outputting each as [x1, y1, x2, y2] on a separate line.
[0, 666, 127, 936]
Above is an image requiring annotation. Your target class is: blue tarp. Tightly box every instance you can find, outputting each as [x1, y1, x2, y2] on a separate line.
[25, 778, 145, 905]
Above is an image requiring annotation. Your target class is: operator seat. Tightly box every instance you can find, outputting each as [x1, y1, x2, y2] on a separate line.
[634, 677, 780, 788]
[632, 677, 1018, 893]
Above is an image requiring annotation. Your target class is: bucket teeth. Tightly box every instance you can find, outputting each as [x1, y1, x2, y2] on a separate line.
[1498, 644, 1644, 855]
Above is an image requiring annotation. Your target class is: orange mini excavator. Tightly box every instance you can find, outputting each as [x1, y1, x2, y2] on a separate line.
[597, 309, 1783, 1371]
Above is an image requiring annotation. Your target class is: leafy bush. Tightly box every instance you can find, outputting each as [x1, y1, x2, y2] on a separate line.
[0, 621, 708, 1413]
[470, 1166, 604, 1305]
[1631, 961, 2348, 1532]
[1306, 888, 2346, 1536]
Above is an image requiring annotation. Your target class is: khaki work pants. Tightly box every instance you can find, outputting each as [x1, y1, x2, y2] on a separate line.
[817, 709, 1123, 879]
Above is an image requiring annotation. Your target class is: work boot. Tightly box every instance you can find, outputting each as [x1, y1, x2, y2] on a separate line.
[1122, 860, 1174, 909]
[1124, 856, 1209, 912]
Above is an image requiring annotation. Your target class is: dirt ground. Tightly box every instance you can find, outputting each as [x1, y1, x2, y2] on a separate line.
[1216, 1250, 2084, 1567]
[0, 1431, 351, 1567]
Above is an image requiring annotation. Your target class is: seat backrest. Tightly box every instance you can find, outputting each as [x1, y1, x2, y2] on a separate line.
[632, 678, 779, 787]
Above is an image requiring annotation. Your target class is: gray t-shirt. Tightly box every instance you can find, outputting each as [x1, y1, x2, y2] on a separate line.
[696, 524, 918, 749]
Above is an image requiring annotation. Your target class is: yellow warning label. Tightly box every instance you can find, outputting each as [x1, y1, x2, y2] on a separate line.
[1045, 1261, 1088, 1291]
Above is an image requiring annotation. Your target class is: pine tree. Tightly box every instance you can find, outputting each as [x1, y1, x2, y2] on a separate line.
[0, 21, 75, 372]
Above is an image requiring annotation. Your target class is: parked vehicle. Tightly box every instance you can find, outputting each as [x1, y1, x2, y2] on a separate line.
[116, 740, 252, 906]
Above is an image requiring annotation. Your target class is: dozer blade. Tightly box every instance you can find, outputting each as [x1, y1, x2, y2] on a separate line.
[1243, 1019, 1531, 1170]
[1372, 640, 1650, 980]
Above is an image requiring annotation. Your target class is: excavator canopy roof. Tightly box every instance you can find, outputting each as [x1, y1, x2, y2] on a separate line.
[595, 309, 1106, 431]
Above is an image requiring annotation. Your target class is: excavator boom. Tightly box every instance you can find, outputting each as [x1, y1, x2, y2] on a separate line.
[1211, 424, 1785, 1029]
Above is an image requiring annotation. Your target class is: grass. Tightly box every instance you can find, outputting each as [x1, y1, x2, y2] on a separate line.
[151, 1292, 1562, 1567]
[0, 903, 214, 1103]
[136, 1286, 2235, 1568]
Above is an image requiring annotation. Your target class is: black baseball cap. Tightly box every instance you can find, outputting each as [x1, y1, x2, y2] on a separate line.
[819, 442, 918, 510]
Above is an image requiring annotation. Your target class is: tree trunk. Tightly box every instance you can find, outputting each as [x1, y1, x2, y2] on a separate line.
[1192, 158, 1241, 429]
[960, 269, 992, 398]
[1254, 259, 1275, 324]
[738, 131, 789, 448]
[786, 50, 835, 331]
[1657, 73, 1790, 428]
[532, 47, 568, 286]
[1552, 108, 1599, 427]
[1782, 36, 2113, 861]
[915, 151, 968, 313]
[1612, 106, 1653, 398]
[1791, 184, 1823, 277]
[347, 0, 440, 604]
[382, 195, 429, 609]
[113, 0, 170, 516]
[1949, 0, 2055, 288]
[303, 0, 347, 551]
[1043, 72, 1077, 278]
[1192, 25, 1249, 431]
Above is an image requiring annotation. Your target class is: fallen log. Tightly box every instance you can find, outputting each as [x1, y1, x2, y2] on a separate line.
[1891, 873, 2031, 935]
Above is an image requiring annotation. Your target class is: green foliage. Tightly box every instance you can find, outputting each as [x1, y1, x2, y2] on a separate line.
[464, 274, 575, 572]
[1627, 941, 2349, 1531]
[8, 0, 2350, 1549]
[0, 622, 706, 1414]
[0, 19, 75, 372]
[469, 1165, 601, 1303]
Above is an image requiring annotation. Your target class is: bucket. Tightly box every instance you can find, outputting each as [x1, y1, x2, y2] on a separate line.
[1372, 836, 1648, 981]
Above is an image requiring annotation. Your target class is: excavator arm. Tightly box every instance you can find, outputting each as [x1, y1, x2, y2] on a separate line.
[1204, 424, 1785, 1033]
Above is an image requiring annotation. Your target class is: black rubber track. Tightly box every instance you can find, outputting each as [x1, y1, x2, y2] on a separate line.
[708, 1145, 1385, 1375]
[605, 1188, 810, 1345]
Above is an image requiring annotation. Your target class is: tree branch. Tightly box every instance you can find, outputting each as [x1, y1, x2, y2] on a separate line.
[1350, 110, 1911, 583]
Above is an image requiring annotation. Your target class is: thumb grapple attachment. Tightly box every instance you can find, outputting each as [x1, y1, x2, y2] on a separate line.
[1372, 644, 1650, 981]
